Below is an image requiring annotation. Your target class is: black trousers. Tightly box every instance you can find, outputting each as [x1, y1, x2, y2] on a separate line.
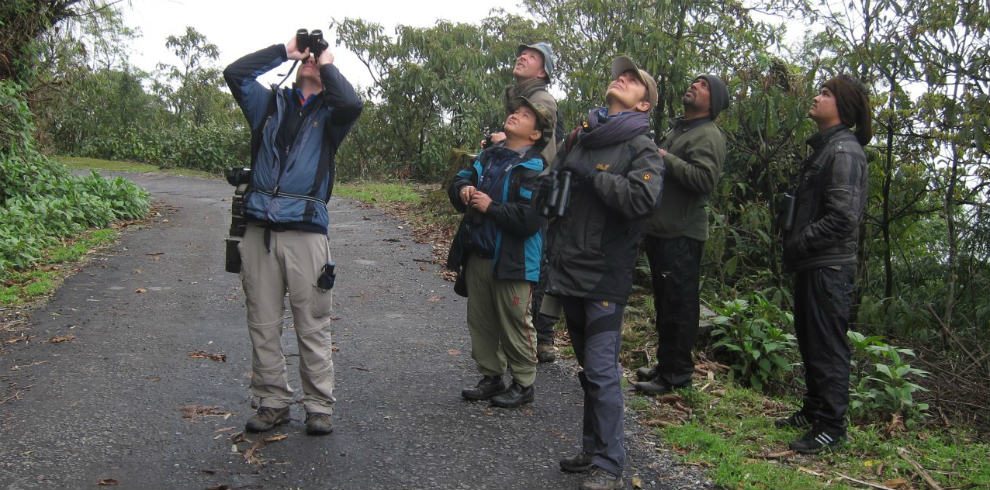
[794, 264, 855, 435]
[644, 235, 703, 387]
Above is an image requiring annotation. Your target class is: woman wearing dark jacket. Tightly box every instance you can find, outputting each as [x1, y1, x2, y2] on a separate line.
[544, 57, 664, 490]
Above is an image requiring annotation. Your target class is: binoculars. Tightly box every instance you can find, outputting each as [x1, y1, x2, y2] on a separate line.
[540, 170, 573, 218]
[777, 193, 796, 232]
[296, 28, 328, 58]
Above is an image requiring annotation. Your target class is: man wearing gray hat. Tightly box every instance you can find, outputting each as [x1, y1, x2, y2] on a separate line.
[634, 74, 729, 396]
[489, 42, 562, 165]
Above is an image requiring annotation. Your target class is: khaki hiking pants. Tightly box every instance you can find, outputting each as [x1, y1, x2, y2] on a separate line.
[465, 256, 538, 386]
[239, 224, 335, 415]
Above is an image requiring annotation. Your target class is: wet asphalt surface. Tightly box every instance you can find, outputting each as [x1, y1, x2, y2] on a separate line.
[0, 172, 712, 490]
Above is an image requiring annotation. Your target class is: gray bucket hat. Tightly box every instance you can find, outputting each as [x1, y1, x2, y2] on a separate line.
[517, 42, 555, 80]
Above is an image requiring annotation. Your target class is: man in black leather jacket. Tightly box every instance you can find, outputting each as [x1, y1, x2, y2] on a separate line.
[776, 74, 872, 454]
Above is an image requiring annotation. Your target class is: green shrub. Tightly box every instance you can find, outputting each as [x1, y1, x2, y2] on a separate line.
[710, 293, 798, 392]
[847, 330, 930, 424]
[0, 80, 149, 272]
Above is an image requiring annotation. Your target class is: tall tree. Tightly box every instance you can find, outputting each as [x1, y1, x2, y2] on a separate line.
[334, 13, 546, 180]
[154, 26, 228, 127]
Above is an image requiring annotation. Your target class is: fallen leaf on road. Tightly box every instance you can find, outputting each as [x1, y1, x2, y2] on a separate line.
[428, 296, 441, 302]
[214, 427, 235, 433]
[49, 334, 76, 343]
[263, 434, 288, 442]
[446, 349, 461, 356]
[631, 476, 643, 488]
[419, 266, 427, 271]
[189, 351, 227, 362]
[179, 405, 235, 419]
[243, 439, 264, 465]
[134, 288, 147, 294]
[331, 345, 340, 352]
[5, 333, 32, 344]
[96, 478, 118, 486]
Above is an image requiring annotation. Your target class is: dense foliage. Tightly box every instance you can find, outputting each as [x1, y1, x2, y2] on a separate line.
[0, 80, 148, 271]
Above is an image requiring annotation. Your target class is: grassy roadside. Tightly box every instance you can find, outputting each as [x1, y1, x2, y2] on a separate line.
[342, 180, 990, 490]
[0, 228, 121, 306]
[57, 156, 216, 179]
[2, 157, 162, 313]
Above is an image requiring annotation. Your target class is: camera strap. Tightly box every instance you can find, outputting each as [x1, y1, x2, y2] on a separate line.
[278, 60, 300, 87]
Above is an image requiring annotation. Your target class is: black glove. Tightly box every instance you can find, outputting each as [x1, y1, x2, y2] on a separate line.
[562, 160, 594, 184]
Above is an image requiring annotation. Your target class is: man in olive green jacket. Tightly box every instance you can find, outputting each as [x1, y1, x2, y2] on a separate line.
[635, 74, 729, 396]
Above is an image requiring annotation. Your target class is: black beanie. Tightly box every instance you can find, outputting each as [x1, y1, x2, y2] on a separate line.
[697, 74, 729, 118]
[823, 74, 873, 145]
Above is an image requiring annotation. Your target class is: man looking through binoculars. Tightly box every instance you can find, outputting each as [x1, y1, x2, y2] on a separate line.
[223, 30, 363, 437]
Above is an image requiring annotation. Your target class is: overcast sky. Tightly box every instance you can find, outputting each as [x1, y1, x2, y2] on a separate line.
[122, 0, 528, 90]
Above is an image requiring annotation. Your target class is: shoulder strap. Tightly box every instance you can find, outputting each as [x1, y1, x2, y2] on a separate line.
[249, 86, 280, 167]
[562, 126, 581, 157]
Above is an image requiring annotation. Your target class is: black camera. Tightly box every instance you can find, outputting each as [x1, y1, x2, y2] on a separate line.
[226, 167, 251, 186]
[224, 167, 252, 273]
[540, 170, 572, 218]
[296, 28, 328, 58]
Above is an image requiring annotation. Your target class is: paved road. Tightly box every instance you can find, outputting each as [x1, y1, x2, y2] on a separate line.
[0, 172, 709, 490]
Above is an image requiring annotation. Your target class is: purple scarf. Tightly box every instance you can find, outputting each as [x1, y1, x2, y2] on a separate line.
[577, 108, 651, 149]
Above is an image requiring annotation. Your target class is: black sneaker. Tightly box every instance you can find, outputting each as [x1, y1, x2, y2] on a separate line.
[305, 412, 333, 436]
[789, 429, 845, 454]
[461, 375, 506, 401]
[559, 452, 594, 473]
[490, 381, 534, 408]
[774, 412, 814, 429]
[245, 406, 290, 432]
[635, 365, 659, 381]
[580, 466, 623, 490]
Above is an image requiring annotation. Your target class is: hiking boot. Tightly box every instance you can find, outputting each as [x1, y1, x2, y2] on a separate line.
[245, 406, 290, 432]
[789, 428, 845, 454]
[461, 375, 506, 401]
[490, 381, 534, 408]
[633, 379, 687, 396]
[537, 343, 557, 363]
[305, 412, 334, 436]
[559, 452, 594, 473]
[635, 364, 659, 381]
[580, 466, 623, 490]
[774, 412, 814, 429]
